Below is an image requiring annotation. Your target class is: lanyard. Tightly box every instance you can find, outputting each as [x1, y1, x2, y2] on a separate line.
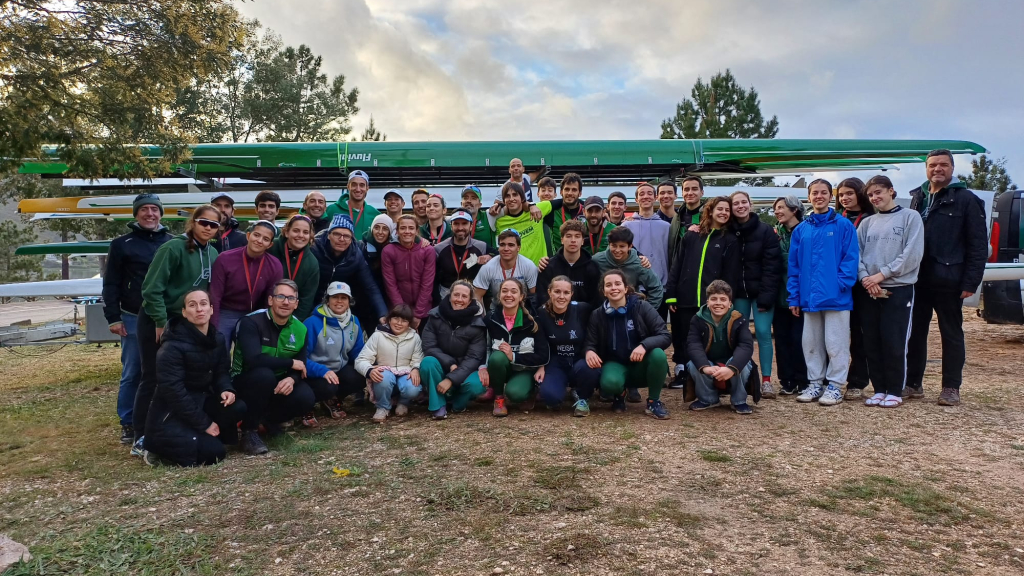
[501, 259, 518, 281]
[561, 204, 579, 224]
[429, 221, 446, 244]
[451, 244, 471, 276]
[242, 251, 266, 309]
[843, 210, 863, 228]
[588, 225, 606, 253]
[285, 248, 304, 280]
[348, 204, 364, 229]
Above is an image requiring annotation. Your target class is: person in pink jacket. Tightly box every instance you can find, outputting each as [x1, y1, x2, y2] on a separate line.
[382, 215, 437, 329]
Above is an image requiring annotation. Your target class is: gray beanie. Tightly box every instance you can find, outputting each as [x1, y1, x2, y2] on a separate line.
[133, 193, 163, 216]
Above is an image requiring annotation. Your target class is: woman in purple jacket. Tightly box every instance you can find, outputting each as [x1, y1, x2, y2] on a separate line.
[382, 215, 436, 329]
[209, 220, 284, 342]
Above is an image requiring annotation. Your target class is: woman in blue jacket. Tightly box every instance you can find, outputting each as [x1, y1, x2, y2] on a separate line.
[787, 179, 859, 407]
[302, 281, 367, 426]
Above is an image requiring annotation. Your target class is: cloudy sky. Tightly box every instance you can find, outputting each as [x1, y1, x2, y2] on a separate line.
[235, 0, 1023, 194]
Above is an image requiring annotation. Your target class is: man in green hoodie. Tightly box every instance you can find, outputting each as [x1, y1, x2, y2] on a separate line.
[685, 280, 755, 414]
[591, 226, 663, 310]
[324, 170, 381, 240]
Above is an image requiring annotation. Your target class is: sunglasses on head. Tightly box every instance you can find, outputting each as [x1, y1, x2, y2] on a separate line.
[195, 218, 220, 229]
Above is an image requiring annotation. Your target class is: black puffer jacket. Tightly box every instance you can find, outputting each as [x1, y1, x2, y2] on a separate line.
[420, 300, 488, 385]
[909, 180, 988, 293]
[145, 316, 234, 466]
[584, 295, 671, 356]
[665, 229, 740, 310]
[730, 217, 782, 309]
[484, 307, 550, 369]
[102, 222, 172, 324]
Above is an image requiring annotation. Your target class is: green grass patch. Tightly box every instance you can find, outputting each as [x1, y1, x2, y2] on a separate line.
[698, 449, 733, 463]
[473, 457, 494, 467]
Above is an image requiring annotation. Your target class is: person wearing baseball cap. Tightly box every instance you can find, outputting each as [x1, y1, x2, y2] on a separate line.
[382, 189, 405, 225]
[301, 281, 369, 426]
[324, 169, 381, 240]
[460, 185, 495, 246]
[104, 192, 173, 444]
[434, 209, 492, 299]
[209, 193, 247, 252]
[582, 196, 615, 255]
[311, 214, 389, 330]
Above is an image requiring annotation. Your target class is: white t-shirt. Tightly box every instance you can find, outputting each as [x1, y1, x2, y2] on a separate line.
[504, 174, 533, 202]
[473, 254, 538, 305]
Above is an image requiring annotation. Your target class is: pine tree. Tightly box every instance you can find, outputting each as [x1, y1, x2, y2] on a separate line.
[958, 155, 1017, 198]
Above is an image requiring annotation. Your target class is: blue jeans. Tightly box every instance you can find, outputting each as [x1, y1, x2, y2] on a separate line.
[216, 309, 248, 345]
[117, 312, 142, 426]
[371, 371, 422, 410]
[733, 298, 774, 377]
[538, 357, 598, 407]
[687, 358, 752, 406]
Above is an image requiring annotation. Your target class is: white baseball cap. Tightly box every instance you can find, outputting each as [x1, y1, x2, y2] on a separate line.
[325, 282, 353, 298]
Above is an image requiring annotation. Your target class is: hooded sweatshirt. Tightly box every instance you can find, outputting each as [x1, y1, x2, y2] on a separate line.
[141, 235, 219, 328]
[303, 304, 366, 377]
[268, 236, 320, 321]
[209, 246, 284, 326]
[856, 205, 925, 287]
[536, 248, 601, 306]
[624, 212, 671, 284]
[324, 192, 382, 240]
[592, 248, 664, 309]
[102, 221, 172, 325]
[354, 325, 424, 376]
[787, 208, 859, 312]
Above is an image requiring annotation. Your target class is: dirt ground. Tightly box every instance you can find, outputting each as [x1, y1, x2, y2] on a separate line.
[1, 312, 1023, 575]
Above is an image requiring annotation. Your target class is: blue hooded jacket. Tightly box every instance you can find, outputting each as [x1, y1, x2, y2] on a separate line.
[787, 208, 859, 312]
[303, 305, 366, 378]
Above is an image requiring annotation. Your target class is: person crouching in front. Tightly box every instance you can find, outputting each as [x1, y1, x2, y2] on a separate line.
[354, 304, 424, 423]
[685, 280, 756, 415]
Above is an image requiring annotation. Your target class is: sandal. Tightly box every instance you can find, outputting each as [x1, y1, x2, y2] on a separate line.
[864, 393, 886, 407]
[879, 395, 903, 408]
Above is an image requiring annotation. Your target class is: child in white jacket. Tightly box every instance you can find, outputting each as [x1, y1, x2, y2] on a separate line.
[354, 304, 424, 422]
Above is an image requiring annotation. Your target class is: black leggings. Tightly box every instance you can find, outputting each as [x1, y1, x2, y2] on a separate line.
[669, 306, 699, 366]
[132, 311, 161, 442]
[858, 285, 915, 396]
[847, 285, 871, 390]
[192, 397, 247, 466]
[233, 367, 315, 431]
[307, 364, 366, 403]
[772, 305, 808, 389]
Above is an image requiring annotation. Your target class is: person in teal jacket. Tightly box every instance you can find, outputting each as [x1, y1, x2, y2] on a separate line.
[787, 179, 859, 407]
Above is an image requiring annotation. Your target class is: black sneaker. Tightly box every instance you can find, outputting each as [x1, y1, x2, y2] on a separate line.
[626, 387, 642, 403]
[240, 430, 269, 456]
[611, 394, 627, 413]
[778, 381, 798, 395]
[120, 425, 135, 445]
[667, 371, 687, 389]
[143, 450, 169, 467]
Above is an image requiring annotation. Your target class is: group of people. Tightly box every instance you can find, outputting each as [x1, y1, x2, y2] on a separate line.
[101, 151, 988, 467]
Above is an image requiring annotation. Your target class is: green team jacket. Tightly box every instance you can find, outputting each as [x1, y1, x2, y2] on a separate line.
[324, 192, 382, 240]
[141, 235, 219, 328]
[231, 309, 308, 377]
[268, 236, 320, 321]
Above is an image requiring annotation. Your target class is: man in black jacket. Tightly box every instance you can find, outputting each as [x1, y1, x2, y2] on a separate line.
[102, 193, 172, 444]
[906, 149, 988, 406]
[536, 220, 601, 306]
[210, 193, 247, 252]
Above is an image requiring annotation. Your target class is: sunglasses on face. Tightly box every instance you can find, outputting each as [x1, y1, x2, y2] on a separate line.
[195, 218, 220, 229]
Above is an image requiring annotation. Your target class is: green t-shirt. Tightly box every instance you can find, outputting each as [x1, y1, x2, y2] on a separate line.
[494, 201, 553, 264]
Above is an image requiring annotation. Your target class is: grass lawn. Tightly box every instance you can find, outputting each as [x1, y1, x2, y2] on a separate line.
[2, 315, 1024, 575]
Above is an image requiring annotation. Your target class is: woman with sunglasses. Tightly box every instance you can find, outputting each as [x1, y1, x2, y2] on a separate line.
[131, 205, 221, 453]
[269, 214, 320, 321]
[209, 221, 283, 343]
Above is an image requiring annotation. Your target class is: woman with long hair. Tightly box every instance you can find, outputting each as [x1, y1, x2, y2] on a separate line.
[420, 280, 489, 420]
[131, 205, 221, 455]
[835, 177, 874, 400]
[143, 289, 245, 467]
[480, 278, 550, 417]
[269, 214, 321, 321]
[771, 196, 809, 395]
[664, 196, 741, 390]
[534, 276, 598, 416]
[582, 269, 672, 418]
[728, 191, 782, 398]
[209, 220, 283, 343]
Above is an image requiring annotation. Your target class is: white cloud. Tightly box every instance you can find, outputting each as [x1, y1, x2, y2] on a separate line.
[235, 0, 1024, 185]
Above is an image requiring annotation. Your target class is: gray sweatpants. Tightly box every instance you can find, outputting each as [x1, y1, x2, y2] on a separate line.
[802, 310, 851, 386]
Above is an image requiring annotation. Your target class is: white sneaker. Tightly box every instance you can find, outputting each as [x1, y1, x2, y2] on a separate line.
[797, 383, 824, 403]
[395, 404, 409, 417]
[819, 384, 844, 406]
[372, 407, 389, 423]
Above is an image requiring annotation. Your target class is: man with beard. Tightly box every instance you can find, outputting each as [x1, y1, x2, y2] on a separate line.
[460, 185, 496, 247]
[300, 191, 331, 234]
[210, 192, 247, 252]
[255, 190, 281, 223]
[103, 193, 173, 444]
[549, 173, 585, 254]
[383, 189, 405, 228]
[582, 196, 616, 255]
[434, 210, 492, 300]
[324, 170, 382, 239]
[411, 188, 430, 227]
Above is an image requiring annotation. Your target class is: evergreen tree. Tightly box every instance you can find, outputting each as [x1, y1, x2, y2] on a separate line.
[958, 155, 1017, 197]
[359, 116, 387, 141]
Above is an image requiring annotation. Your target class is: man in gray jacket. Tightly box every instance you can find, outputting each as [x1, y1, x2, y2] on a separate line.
[856, 175, 924, 408]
